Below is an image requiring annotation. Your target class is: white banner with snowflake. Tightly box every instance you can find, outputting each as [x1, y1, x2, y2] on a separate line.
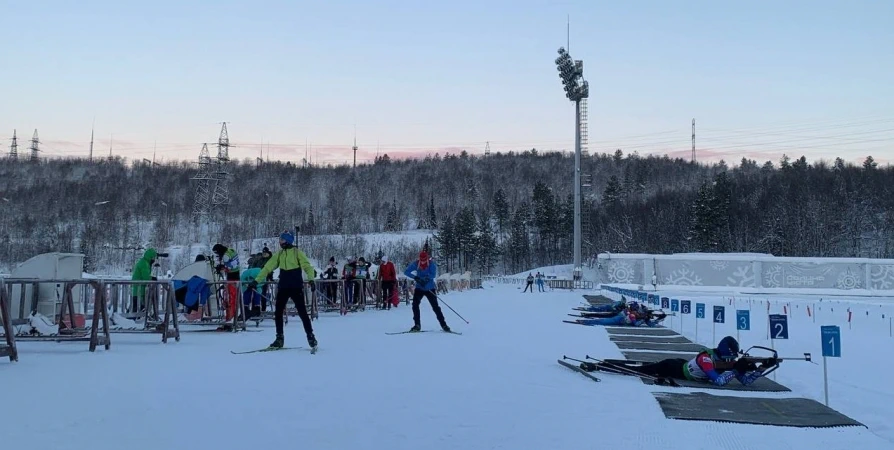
[596, 253, 894, 293]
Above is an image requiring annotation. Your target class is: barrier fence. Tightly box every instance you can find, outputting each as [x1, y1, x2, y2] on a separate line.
[0, 272, 484, 362]
[483, 276, 594, 290]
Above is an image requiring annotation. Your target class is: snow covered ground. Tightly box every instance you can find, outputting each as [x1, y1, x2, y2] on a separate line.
[2, 285, 891, 449]
[604, 286, 894, 443]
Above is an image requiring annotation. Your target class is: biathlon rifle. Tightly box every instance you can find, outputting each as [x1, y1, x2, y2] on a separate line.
[715, 345, 813, 377]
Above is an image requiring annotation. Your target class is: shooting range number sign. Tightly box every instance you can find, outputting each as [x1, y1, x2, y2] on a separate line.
[671, 299, 679, 312]
[769, 314, 789, 340]
[736, 310, 750, 331]
[661, 298, 669, 309]
[681, 300, 691, 315]
[696, 303, 705, 319]
[713, 305, 725, 324]
[821, 325, 841, 358]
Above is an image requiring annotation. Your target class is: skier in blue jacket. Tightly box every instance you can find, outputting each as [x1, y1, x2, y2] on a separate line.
[403, 251, 450, 333]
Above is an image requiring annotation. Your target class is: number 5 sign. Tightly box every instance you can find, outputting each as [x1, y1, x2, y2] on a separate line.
[769, 314, 789, 340]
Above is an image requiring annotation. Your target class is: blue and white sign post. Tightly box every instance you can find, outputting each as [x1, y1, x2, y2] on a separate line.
[768, 314, 788, 381]
[735, 310, 750, 344]
[821, 325, 841, 406]
[671, 299, 679, 331]
[695, 303, 705, 342]
[713, 305, 725, 344]
[681, 300, 691, 338]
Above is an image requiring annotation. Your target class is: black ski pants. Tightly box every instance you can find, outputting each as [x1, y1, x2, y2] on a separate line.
[523, 282, 533, 293]
[626, 358, 688, 379]
[274, 287, 314, 340]
[381, 281, 395, 309]
[411, 288, 447, 327]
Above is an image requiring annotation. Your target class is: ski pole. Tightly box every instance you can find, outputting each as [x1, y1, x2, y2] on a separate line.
[427, 289, 470, 324]
[585, 355, 680, 387]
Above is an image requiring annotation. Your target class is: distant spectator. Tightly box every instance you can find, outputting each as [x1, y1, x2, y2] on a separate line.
[377, 255, 397, 310]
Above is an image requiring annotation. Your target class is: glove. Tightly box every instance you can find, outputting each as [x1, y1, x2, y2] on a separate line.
[713, 371, 736, 386]
[413, 276, 423, 284]
[734, 358, 758, 373]
[740, 370, 763, 386]
[151, 276, 158, 281]
[216, 264, 226, 272]
[246, 280, 258, 290]
[308, 282, 316, 292]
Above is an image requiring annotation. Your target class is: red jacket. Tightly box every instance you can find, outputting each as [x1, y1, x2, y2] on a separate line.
[378, 261, 397, 281]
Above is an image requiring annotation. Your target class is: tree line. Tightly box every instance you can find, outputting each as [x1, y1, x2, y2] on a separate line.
[0, 149, 891, 275]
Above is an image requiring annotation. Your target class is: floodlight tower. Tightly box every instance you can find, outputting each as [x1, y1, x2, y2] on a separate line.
[555, 46, 589, 282]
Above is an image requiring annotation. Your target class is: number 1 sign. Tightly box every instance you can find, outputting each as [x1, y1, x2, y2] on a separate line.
[820, 325, 841, 407]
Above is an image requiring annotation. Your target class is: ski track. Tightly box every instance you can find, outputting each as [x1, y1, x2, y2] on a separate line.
[0, 286, 890, 450]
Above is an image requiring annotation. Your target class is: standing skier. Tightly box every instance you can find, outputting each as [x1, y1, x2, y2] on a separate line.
[131, 248, 158, 313]
[249, 231, 318, 351]
[523, 273, 534, 293]
[403, 251, 450, 332]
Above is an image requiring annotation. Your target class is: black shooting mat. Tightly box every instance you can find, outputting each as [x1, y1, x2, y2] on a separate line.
[604, 327, 678, 336]
[610, 334, 693, 344]
[652, 392, 863, 428]
[583, 294, 614, 305]
[613, 341, 709, 353]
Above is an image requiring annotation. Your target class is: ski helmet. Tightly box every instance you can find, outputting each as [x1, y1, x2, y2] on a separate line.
[715, 336, 740, 361]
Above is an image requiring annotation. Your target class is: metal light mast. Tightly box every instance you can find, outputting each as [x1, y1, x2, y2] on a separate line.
[210, 122, 230, 207]
[29, 129, 40, 162]
[555, 47, 589, 282]
[191, 143, 214, 215]
[8, 129, 17, 159]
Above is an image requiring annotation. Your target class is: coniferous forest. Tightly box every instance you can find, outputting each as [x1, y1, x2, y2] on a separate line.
[0, 149, 891, 275]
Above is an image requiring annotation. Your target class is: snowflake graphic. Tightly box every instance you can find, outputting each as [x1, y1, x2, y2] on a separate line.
[710, 260, 729, 271]
[664, 268, 703, 286]
[836, 267, 862, 290]
[726, 265, 755, 287]
[608, 260, 635, 284]
[870, 265, 894, 290]
[764, 264, 783, 288]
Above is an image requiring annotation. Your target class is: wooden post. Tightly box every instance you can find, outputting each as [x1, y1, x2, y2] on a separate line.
[88, 281, 111, 352]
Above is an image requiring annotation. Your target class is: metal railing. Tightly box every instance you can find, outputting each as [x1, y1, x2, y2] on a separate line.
[0, 279, 17, 362]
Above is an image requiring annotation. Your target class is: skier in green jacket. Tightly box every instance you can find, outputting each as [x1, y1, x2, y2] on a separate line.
[131, 248, 157, 312]
[249, 231, 318, 352]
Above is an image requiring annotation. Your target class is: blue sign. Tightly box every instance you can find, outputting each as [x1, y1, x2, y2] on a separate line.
[821, 326, 841, 357]
[681, 300, 691, 314]
[769, 314, 789, 340]
[713, 305, 725, 323]
[661, 297, 669, 309]
[696, 303, 705, 319]
[671, 299, 679, 312]
[736, 310, 750, 330]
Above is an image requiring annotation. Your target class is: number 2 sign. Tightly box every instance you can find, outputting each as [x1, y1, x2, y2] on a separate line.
[769, 314, 789, 340]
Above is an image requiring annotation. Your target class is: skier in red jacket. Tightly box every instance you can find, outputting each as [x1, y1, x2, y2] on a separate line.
[377, 256, 398, 309]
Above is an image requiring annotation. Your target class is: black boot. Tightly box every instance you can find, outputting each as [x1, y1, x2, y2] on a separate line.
[441, 323, 451, 332]
[269, 334, 284, 348]
[409, 324, 421, 332]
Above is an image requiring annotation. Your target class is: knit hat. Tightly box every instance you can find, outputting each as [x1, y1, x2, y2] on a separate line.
[279, 231, 295, 245]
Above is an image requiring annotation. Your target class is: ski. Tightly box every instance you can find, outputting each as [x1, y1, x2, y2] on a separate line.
[557, 359, 601, 382]
[385, 330, 463, 335]
[230, 346, 304, 354]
